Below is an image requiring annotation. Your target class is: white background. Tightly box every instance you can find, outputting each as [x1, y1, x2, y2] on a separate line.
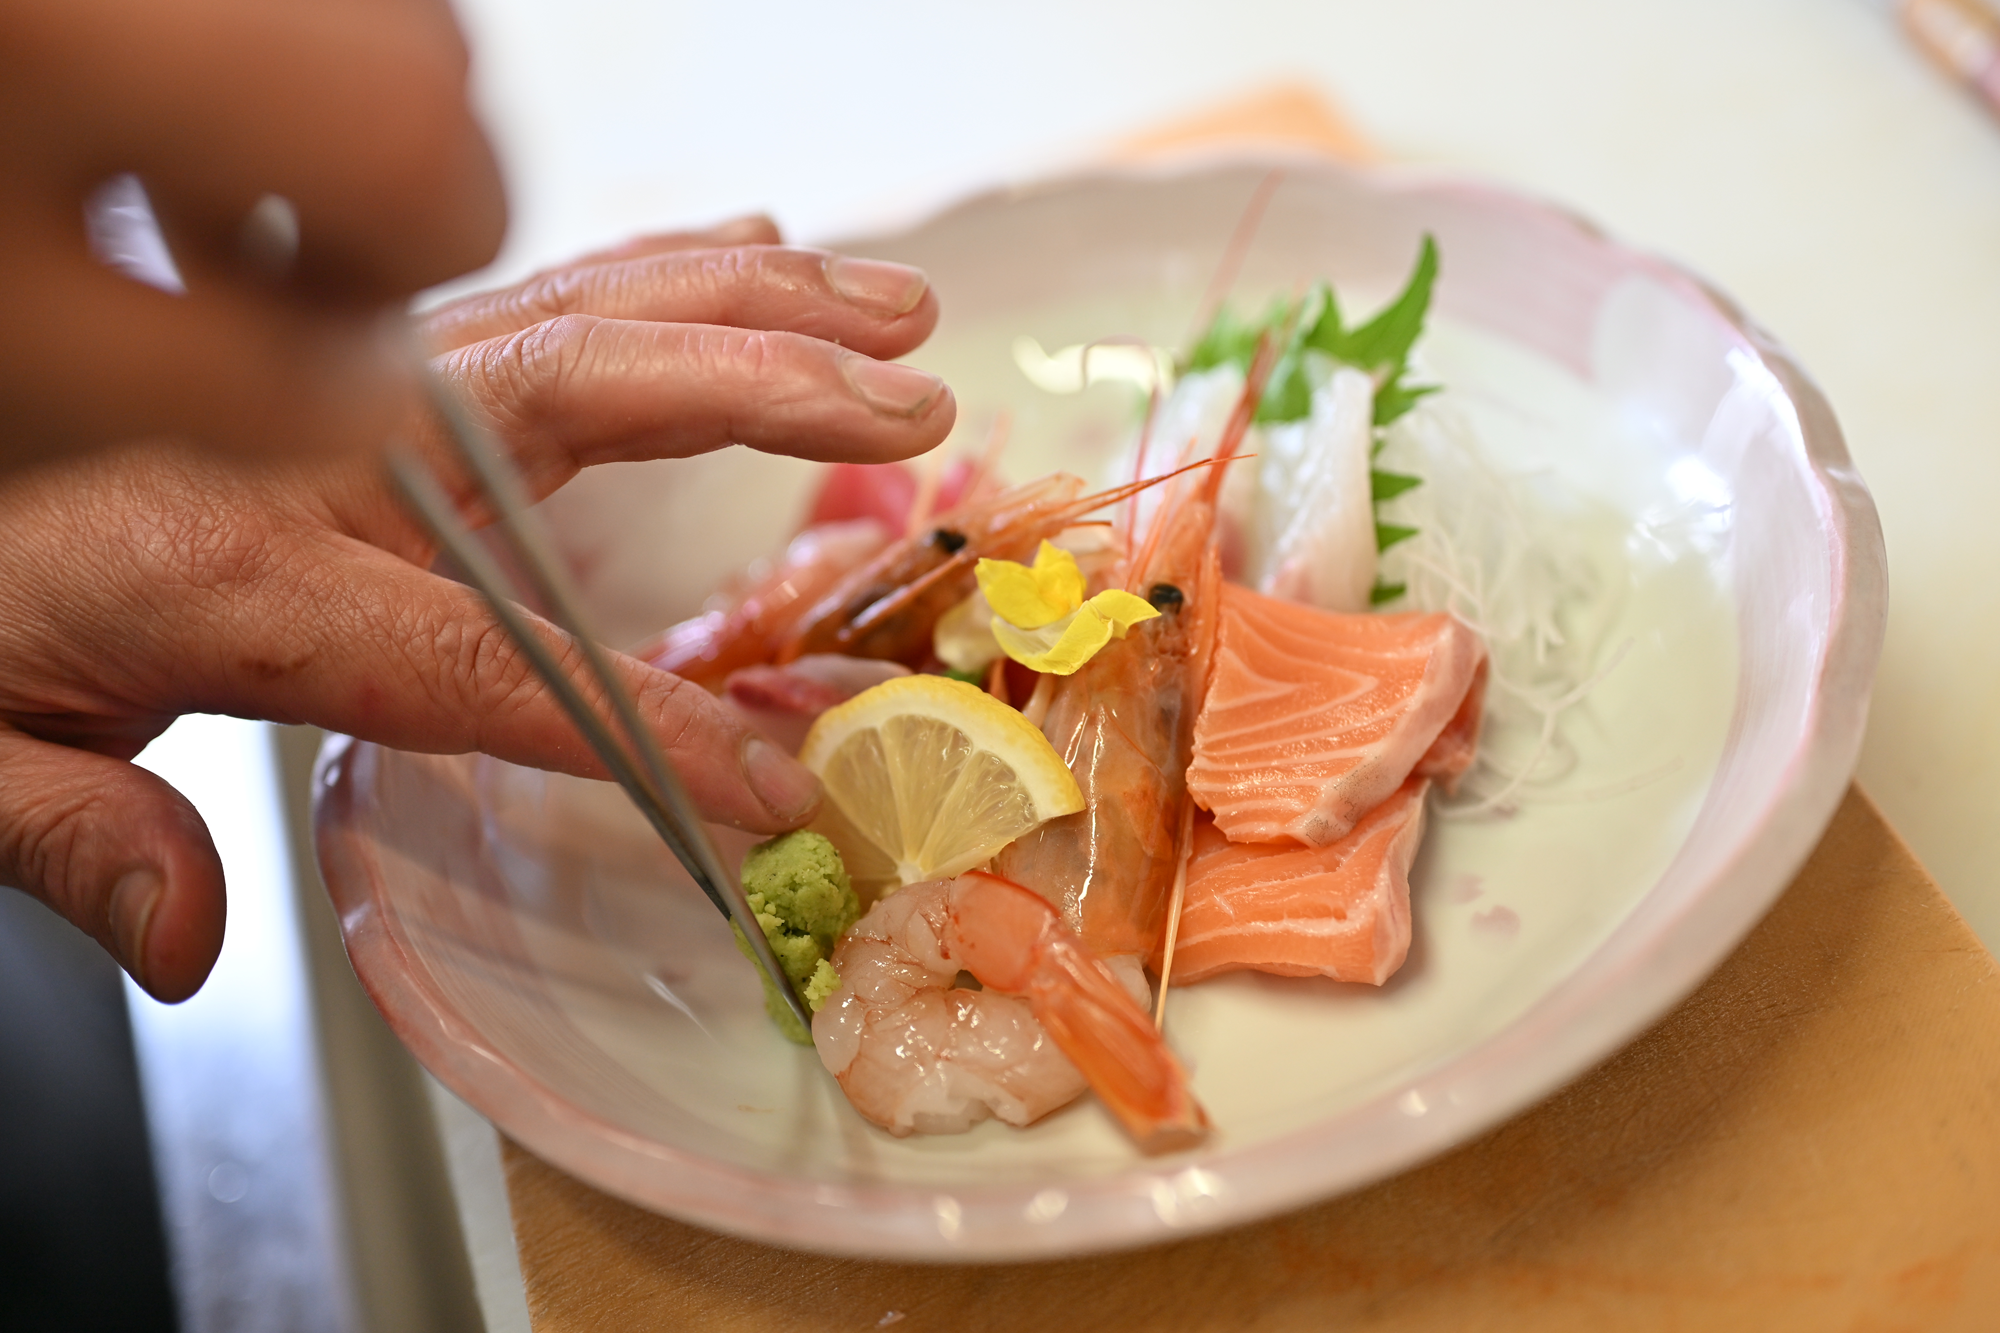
[446, 0, 2000, 950]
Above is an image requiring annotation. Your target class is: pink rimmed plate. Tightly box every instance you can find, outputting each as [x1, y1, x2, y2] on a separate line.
[315, 158, 1884, 1260]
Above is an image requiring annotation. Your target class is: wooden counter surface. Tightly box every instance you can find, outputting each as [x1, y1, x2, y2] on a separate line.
[498, 787, 2000, 1330]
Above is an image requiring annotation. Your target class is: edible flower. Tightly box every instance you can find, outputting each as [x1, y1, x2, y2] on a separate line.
[974, 542, 1160, 676]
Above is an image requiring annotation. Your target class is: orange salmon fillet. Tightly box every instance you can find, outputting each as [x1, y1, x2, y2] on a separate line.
[1414, 656, 1487, 794]
[1163, 780, 1429, 985]
[1188, 584, 1483, 845]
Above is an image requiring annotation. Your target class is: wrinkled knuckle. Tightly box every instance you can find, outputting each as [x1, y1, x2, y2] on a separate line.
[730, 327, 784, 380]
[634, 670, 713, 755]
[459, 618, 540, 719]
[7, 786, 106, 925]
[510, 272, 585, 328]
[704, 246, 749, 287]
[472, 314, 600, 434]
[122, 491, 278, 606]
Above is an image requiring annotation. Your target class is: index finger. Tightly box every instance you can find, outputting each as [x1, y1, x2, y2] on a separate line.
[541, 215, 784, 273]
[419, 245, 940, 357]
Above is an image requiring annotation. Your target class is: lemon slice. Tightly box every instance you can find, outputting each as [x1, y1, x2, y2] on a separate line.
[798, 674, 1084, 897]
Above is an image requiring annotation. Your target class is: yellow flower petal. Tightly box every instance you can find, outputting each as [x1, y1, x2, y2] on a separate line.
[1030, 541, 1088, 614]
[1086, 588, 1163, 635]
[977, 558, 1060, 628]
[976, 542, 1087, 630]
[989, 589, 1161, 675]
[992, 608, 1104, 675]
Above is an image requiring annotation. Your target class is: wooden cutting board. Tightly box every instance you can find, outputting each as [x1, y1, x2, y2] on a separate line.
[497, 91, 2000, 1328]
[499, 785, 2000, 1330]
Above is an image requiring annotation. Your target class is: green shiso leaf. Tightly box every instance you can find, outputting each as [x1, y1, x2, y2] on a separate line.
[1373, 380, 1439, 427]
[1370, 469, 1423, 503]
[1369, 579, 1408, 606]
[1313, 235, 1438, 373]
[1185, 237, 1443, 593]
[1254, 351, 1314, 423]
[1375, 522, 1420, 554]
[1187, 296, 1285, 373]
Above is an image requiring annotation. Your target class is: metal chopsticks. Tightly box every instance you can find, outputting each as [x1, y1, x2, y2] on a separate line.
[386, 370, 815, 1034]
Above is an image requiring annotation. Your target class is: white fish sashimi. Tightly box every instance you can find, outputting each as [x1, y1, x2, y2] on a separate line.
[1244, 367, 1376, 612]
[1107, 363, 1375, 612]
[1110, 365, 1243, 542]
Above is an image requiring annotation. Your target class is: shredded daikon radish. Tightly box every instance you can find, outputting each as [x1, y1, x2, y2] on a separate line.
[1373, 396, 1633, 817]
[1101, 347, 1635, 817]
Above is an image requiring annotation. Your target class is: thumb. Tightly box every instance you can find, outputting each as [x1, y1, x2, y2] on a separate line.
[0, 727, 225, 1002]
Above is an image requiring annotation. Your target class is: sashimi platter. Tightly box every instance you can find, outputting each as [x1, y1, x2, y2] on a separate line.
[316, 160, 1884, 1258]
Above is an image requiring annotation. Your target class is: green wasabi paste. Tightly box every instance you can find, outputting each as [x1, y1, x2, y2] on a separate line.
[731, 830, 860, 1044]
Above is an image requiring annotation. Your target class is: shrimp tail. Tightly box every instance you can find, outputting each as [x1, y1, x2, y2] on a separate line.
[1030, 932, 1209, 1152]
[950, 872, 1208, 1153]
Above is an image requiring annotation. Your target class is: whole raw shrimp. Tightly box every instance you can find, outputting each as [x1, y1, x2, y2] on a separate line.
[639, 463, 1209, 688]
[631, 518, 890, 687]
[777, 471, 1128, 665]
[994, 344, 1274, 970]
[812, 871, 1208, 1152]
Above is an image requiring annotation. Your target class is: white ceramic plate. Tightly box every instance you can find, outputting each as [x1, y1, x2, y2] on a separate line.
[315, 158, 1885, 1260]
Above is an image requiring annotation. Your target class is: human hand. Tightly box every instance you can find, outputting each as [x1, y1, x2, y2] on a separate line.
[0, 0, 506, 467]
[0, 218, 955, 1000]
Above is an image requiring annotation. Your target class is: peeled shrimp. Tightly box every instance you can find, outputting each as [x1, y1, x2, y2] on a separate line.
[812, 872, 1207, 1152]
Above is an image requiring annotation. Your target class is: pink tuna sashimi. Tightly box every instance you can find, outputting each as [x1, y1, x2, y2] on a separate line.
[1188, 584, 1483, 846]
[806, 460, 977, 534]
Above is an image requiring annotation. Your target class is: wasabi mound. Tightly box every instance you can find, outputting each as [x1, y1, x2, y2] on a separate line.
[732, 830, 860, 1044]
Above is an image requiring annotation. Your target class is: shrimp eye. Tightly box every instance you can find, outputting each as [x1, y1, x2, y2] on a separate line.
[1147, 583, 1185, 612]
[930, 528, 969, 554]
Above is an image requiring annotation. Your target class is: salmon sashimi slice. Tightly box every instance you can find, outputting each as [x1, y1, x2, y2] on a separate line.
[1187, 583, 1484, 845]
[1413, 656, 1487, 795]
[1160, 779, 1429, 986]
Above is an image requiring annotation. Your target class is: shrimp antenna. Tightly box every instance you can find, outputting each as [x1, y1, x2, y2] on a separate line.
[825, 459, 1226, 652]
[1125, 380, 1164, 551]
[963, 409, 1013, 502]
[904, 445, 949, 539]
[1126, 330, 1281, 590]
[1183, 168, 1284, 353]
[1153, 800, 1197, 1029]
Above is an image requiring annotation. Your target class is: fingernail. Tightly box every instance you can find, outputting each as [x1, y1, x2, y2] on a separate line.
[825, 255, 930, 315]
[109, 867, 164, 987]
[743, 737, 821, 823]
[840, 353, 944, 418]
[713, 213, 778, 244]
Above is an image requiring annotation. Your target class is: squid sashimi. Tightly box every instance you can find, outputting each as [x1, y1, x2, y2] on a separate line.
[1187, 583, 1484, 846]
[1161, 779, 1428, 986]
